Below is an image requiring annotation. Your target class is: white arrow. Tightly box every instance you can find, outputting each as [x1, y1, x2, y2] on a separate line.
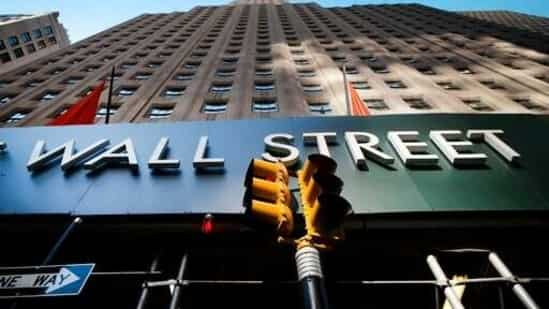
[45, 267, 80, 294]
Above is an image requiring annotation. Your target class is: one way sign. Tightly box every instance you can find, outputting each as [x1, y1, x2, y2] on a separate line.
[0, 264, 94, 299]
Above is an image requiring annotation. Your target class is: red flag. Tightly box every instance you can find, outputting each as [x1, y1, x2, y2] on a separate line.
[48, 80, 106, 126]
[349, 82, 369, 116]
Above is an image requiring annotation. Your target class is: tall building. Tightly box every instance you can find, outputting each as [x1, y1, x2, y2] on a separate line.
[0, 2, 548, 309]
[0, 12, 70, 75]
[461, 10, 549, 35]
[0, 2, 549, 127]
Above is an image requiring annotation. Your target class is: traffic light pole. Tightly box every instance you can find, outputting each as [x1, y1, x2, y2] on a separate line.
[296, 246, 330, 309]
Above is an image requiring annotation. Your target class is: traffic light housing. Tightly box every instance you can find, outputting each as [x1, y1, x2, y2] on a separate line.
[243, 159, 294, 236]
[298, 154, 352, 242]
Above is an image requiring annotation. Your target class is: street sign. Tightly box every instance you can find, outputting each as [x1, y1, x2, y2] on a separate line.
[0, 264, 94, 299]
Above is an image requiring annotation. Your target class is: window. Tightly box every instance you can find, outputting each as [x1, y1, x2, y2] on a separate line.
[118, 87, 138, 96]
[21, 32, 32, 43]
[202, 100, 227, 114]
[149, 106, 174, 119]
[162, 87, 185, 97]
[63, 76, 84, 85]
[256, 68, 273, 78]
[417, 67, 436, 75]
[32, 29, 42, 39]
[134, 72, 153, 81]
[96, 106, 118, 118]
[371, 65, 389, 74]
[210, 83, 232, 94]
[253, 99, 278, 112]
[43, 26, 54, 35]
[256, 56, 272, 64]
[255, 81, 275, 92]
[216, 68, 236, 78]
[512, 98, 546, 111]
[175, 72, 195, 81]
[309, 101, 332, 114]
[437, 81, 460, 90]
[5, 111, 28, 124]
[302, 84, 322, 95]
[25, 44, 36, 54]
[13, 48, 24, 58]
[480, 80, 505, 90]
[352, 81, 370, 90]
[404, 97, 430, 109]
[47, 36, 57, 44]
[385, 80, 406, 89]
[120, 62, 137, 69]
[26, 79, 44, 87]
[0, 94, 15, 105]
[0, 53, 11, 63]
[8, 36, 19, 47]
[344, 66, 359, 75]
[456, 66, 474, 75]
[294, 58, 311, 65]
[364, 99, 388, 110]
[146, 61, 163, 68]
[38, 91, 59, 102]
[222, 57, 239, 65]
[462, 98, 493, 111]
[184, 61, 201, 70]
[0, 40, 5, 50]
[37, 40, 47, 49]
[298, 69, 316, 78]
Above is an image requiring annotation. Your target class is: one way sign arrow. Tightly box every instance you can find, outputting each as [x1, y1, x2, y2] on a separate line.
[0, 264, 94, 299]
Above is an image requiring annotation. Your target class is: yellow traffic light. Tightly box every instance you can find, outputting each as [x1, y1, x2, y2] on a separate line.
[243, 159, 294, 236]
[298, 154, 352, 242]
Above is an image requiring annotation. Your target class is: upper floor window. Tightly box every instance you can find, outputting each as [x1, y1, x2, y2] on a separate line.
[96, 106, 118, 118]
[437, 81, 461, 90]
[462, 98, 493, 111]
[43, 26, 54, 35]
[256, 68, 273, 78]
[0, 52, 11, 63]
[38, 91, 60, 103]
[162, 87, 185, 97]
[4, 111, 28, 124]
[63, 76, 84, 85]
[13, 48, 24, 58]
[253, 99, 278, 113]
[20, 32, 32, 43]
[134, 72, 153, 81]
[202, 100, 227, 114]
[351, 81, 370, 90]
[0, 94, 15, 105]
[210, 82, 232, 94]
[302, 84, 322, 95]
[298, 69, 316, 78]
[8, 36, 19, 47]
[385, 80, 406, 89]
[404, 97, 430, 109]
[117, 86, 138, 97]
[32, 29, 42, 39]
[512, 97, 546, 111]
[149, 106, 174, 119]
[364, 99, 388, 110]
[216, 67, 236, 78]
[0, 40, 5, 50]
[174, 71, 194, 81]
[308, 101, 332, 114]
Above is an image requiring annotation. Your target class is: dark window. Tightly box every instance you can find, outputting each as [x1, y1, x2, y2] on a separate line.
[352, 81, 370, 90]
[96, 106, 118, 118]
[32, 29, 42, 39]
[175, 72, 195, 81]
[0, 40, 5, 50]
[25, 44, 36, 54]
[48, 36, 57, 45]
[162, 87, 185, 97]
[63, 76, 84, 85]
[38, 91, 60, 102]
[462, 98, 493, 111]
[364, 99, 388, 110]
[512, 98, 547, 111]
[309, 102, 332, 114]
[43, 26, 54, 35]
[4, 111, 28, 124]
[404, 97, 430, 109]
[202, 100, 227, 114]
[385, 80, 406, 89]
[37, 40, 47, 49]
[253, 99, 278, 112]
[8, 36, 19, 47]
[20, 32, 32, 43]
[149, 106, 174, 119]
[134, 72, 153, 81]
[0, 94, 15, 105]
[0, 53, 11, 63]
[13, 48, 24, 58]
[437, 81, 461, 90]
[210, 83, 232, 94]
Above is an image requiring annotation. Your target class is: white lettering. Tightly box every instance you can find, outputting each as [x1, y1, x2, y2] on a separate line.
[148, 137, 180, 169]
[303, 132, 337, 157]
[388, 131, 438, 166]
[467, 130, 520, 163]
[84, 138, 137, 170]
[430, 130, 487, 165]
[344, 132, 394, 169]
[193, 136, 224, 168]
[262, 133, 300, 166]
[27, 139, 109, 172]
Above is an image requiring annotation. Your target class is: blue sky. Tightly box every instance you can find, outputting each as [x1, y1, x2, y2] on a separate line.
[2, 1, 548, 43]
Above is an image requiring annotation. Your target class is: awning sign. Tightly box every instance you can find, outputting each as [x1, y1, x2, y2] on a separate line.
[0, 264, 94, 299]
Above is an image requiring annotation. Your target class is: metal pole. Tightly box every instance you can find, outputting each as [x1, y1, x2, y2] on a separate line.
[426, 255, 465, 309]
[341, 65, 351, 116]
[42, 217, 82, 265]
[296, 246, 329, 309]
[169, 254, 188, 309]
[488, 252, 539, 309]
[105, 66, 115, 124]
[136, 256, 160, 309]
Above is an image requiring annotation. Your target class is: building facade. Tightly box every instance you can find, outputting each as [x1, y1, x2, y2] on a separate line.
[0, 12, 70, 75]
[461, 10, 549, 36]
[0, 2, 549, 127]
[1, 2, 549, 308]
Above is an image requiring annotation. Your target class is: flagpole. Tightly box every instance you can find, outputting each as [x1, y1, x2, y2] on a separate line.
[105, 66, 115, 124]
[342, 64, 351, 116]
